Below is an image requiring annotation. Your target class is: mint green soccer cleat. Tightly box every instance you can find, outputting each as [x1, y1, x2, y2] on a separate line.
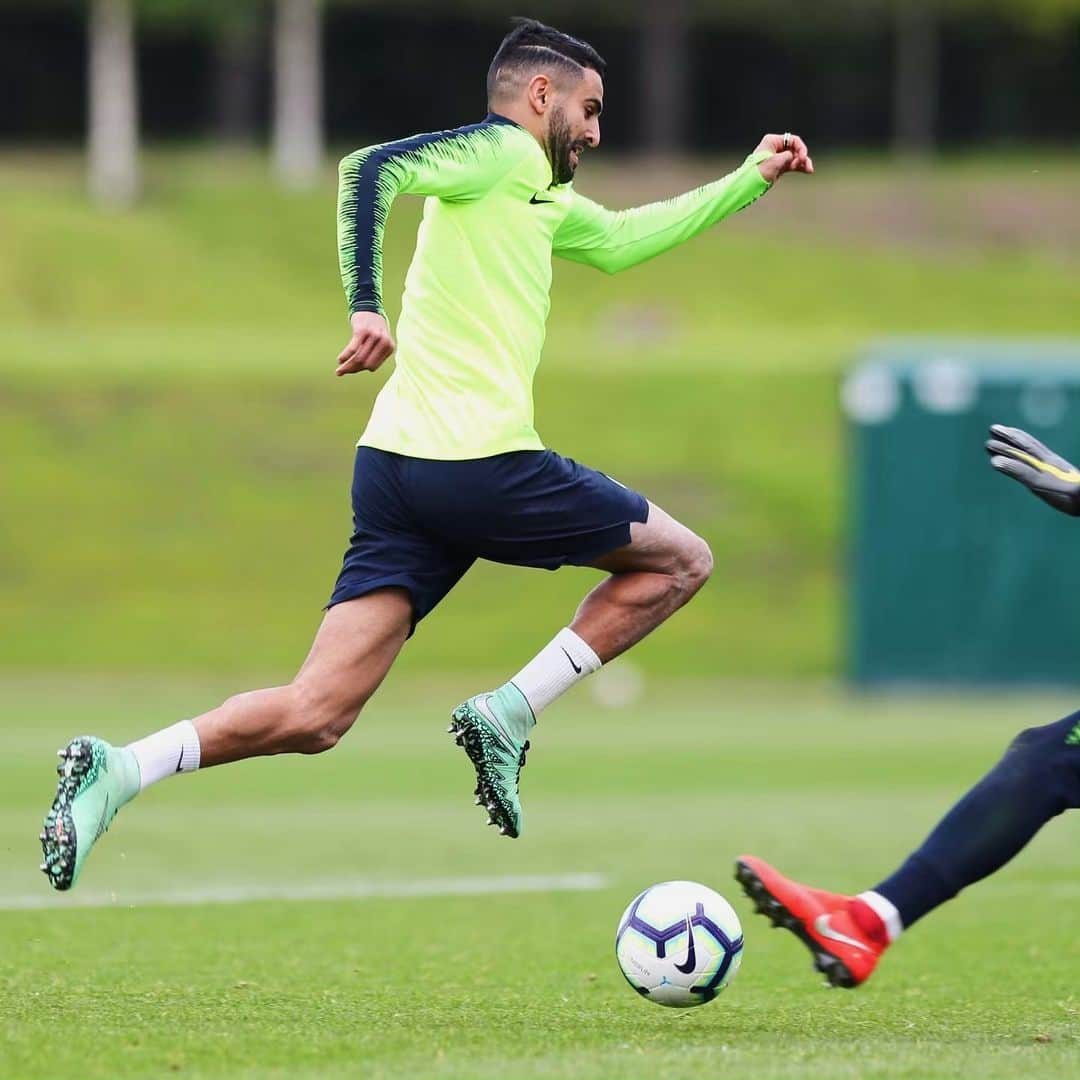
[40, 736, 140, 891]
[448, 686, 534, 839]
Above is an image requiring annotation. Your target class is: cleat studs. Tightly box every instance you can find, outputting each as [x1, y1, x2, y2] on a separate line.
[486, 818, 496, 827]
[474, 797, 484, 806]
[39, 862, 47, 872]
[499, 826, 509, 836]
[56, 749, 66, 759]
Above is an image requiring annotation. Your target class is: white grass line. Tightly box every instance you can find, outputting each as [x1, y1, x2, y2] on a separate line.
[0, 872, 610, 912]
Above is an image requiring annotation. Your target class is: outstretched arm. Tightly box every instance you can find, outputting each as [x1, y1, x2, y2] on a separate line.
[986, 424, 1080, 516]
[553, 132, 813, 274]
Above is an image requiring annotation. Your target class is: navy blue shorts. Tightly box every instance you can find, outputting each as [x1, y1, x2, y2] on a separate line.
[329, 447, 649, 628]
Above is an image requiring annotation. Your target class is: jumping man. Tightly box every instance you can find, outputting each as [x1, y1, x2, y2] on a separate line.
[40, 18, 813, 889]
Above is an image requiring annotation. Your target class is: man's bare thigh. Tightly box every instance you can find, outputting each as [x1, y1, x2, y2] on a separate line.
[589, 502, 705, 575]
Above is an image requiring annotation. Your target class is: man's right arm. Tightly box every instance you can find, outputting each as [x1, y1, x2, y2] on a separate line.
[337, 125, 526, 319]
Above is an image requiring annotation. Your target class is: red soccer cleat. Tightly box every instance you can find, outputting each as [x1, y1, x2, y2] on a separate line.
[734, 855, 887, 988]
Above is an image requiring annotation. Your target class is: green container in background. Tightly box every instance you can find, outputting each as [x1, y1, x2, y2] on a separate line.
[847, 341, 1080, 686]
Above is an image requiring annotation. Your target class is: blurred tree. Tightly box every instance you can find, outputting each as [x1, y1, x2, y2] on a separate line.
[839, 0, 1080, 153]
[213, 5, 262, 145]
[83, 0, 267, 207]
[891, 2, 940, 156]
[139, 0, 265, 145]
[273, 0, 324, 186]
[88, 0, 139, 206]
[142, 0, 323, 181]
[639, 0, 691, 155]
[633, 0, 1080, 153]
[38, 0, 1080, 185]
[381, 0, 690, 154]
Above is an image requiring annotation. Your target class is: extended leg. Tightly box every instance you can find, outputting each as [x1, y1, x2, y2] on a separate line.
[865, 711, 1080, 931]
[40, 589, 412, 890]
[735, 710, 1080, 987]
[193, 588, 412, 765]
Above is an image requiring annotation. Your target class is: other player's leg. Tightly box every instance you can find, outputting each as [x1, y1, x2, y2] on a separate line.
[40, 589, 412, 890]
[735, 709, 1080, 987]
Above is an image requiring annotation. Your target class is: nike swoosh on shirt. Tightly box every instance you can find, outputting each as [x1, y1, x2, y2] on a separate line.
[530, 194, 555, 205]
[814, 914, 872, 952]
[674, 916, 697, 974]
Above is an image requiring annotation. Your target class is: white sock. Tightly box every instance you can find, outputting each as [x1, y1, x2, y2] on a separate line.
[126, 720, 201, 791]
[509, 627, 602, 718]
[858, 890, 904, 942]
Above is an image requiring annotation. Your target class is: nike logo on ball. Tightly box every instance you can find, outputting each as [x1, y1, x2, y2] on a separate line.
[674, 916, 697, 974]
[814, 914, 871, 952]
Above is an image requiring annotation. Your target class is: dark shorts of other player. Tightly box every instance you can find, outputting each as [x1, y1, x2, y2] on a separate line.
[328, 446, 650, 632]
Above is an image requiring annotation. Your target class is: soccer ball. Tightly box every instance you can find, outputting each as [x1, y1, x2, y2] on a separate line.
[615, 880, 744, 1008]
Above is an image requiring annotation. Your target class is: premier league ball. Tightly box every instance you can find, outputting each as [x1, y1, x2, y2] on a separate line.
[615, 880, 744, 1008]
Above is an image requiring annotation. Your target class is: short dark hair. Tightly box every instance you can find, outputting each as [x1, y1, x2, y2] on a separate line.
[487, 18, 606, 102]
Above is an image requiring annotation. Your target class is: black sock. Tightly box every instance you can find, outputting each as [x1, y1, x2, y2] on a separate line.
[874, 711, 1080, 929]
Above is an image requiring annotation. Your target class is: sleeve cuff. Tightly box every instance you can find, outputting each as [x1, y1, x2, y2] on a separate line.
[740, 150, 775, 194]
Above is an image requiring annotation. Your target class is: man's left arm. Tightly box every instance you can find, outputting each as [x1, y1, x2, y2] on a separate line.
[986, 424, 1080, 516]
[553, 133, 812, 274]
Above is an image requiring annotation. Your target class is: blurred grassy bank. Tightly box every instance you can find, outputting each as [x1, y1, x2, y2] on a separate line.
[3, 148, 1079, 676]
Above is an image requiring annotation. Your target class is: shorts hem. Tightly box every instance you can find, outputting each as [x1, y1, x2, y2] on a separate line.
[326, 575, 421, 635]
[561, 498, 650, 567]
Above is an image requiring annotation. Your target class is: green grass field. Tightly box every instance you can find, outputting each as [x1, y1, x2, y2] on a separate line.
[4, 150, 1080, 1075]
[2, 674, 1079, 1079]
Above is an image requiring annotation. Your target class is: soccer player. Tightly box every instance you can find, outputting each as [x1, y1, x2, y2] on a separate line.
[736, 424, 1080, 987]
[40, 17, 813, 891]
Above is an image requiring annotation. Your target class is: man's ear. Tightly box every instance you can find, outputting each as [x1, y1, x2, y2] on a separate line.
[527, 74, 553, 115]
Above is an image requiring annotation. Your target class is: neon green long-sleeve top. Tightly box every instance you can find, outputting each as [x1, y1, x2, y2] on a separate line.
[338, 113, 772, 460]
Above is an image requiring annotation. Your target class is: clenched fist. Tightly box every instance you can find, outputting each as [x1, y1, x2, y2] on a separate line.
[754, 132, 814, 184]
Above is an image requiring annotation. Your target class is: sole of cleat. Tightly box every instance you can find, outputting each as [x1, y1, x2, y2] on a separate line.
[448, 709, 520, 839]
[734, 859, 858, 989]
[40, 737, 101, 892]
